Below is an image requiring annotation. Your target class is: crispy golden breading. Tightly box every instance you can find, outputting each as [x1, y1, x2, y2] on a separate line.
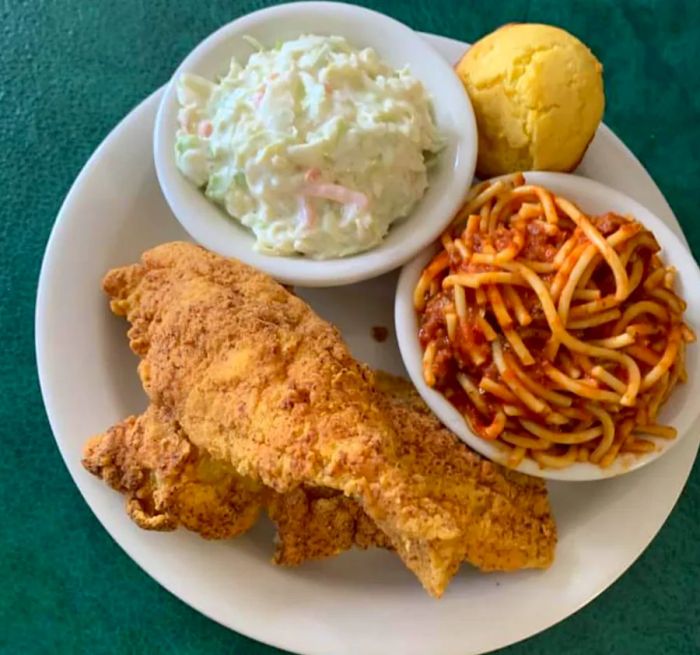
[82, 405, 264, 538]
[95, 242, 556, 596]
[372, 371, 555, 574]
[268, 486, 392, 565]
[84, 374, 551, 570]
[82, 405, 390, 558]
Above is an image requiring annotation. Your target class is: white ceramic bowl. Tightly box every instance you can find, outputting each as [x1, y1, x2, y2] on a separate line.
[154, 2, 477, 287]
[395, 171, 700, 481]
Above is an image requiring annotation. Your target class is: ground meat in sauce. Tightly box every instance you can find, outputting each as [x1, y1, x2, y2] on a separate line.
[593, 212, 628, 236]
[431, 336, 456, 384]
[522, 220, 568, 262]
[492, 226, 515, 252]
[420, 294, 486, 384]
[520, 288, 545, 318]
[419, 293, 451, 348]
[454, 395, 492, 437]
[416, 206, 672, 445]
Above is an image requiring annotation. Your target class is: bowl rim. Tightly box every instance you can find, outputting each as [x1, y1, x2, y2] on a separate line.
[395, 171, 700, 481]
[153, 1, 477, 287]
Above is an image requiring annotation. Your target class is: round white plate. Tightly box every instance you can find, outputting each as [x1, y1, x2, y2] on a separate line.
[36, 33, 699, 655]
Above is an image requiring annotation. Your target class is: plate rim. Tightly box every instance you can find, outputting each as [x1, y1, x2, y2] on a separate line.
[35, 31, 699, 655]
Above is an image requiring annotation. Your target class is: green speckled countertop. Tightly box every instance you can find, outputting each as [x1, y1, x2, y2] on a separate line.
[1, 0, 699, 653]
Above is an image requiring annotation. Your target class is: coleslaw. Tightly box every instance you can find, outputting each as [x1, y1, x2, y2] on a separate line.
[175, 34, 442, 258]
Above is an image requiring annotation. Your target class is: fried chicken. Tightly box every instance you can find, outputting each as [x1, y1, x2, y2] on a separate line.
[89, 242, 555, 596]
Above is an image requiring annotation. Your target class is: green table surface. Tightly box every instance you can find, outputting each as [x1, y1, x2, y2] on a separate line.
[2, 0, 699, 653]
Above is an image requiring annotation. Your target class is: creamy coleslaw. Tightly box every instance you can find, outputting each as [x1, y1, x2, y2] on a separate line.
[175, 34, 442, 258]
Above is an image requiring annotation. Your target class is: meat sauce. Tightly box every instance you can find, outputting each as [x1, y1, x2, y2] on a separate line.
[417, 212, 651, 438]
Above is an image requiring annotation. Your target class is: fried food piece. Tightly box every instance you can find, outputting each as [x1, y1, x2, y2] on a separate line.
[82, 381, 551, 572]
[83, 373, 552, 571]
[82, 405, 264, 538]
[268, 486, 392, 565]
[372, 371, 554, 573]
[271, 371, 556, 572]
[100, 242, 556, 596]
[82, 404, 390, 557]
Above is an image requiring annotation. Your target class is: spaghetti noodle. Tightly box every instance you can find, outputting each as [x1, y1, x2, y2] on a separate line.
[415, 174, 695, 469]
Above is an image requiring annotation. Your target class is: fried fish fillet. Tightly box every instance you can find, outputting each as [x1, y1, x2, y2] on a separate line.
[83, 404, 264, 538]
[82, 402, 390, 557]
[94, 242, 555, 596]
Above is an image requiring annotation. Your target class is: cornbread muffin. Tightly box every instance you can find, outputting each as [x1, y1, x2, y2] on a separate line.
[456, 23, 604, 177]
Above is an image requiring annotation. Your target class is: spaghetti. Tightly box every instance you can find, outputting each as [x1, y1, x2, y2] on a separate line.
[415, 174, 696, 469]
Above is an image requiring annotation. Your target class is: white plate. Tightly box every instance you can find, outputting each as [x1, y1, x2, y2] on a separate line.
[154, 3, 477, 287]
[36, 33, 699, 655]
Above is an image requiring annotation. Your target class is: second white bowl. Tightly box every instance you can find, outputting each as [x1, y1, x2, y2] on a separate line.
[154, 1, 477, 287]
[395, 172, 700, 481]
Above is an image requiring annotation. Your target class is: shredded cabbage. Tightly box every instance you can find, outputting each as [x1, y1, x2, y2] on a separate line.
[175, 34, 442, 258]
